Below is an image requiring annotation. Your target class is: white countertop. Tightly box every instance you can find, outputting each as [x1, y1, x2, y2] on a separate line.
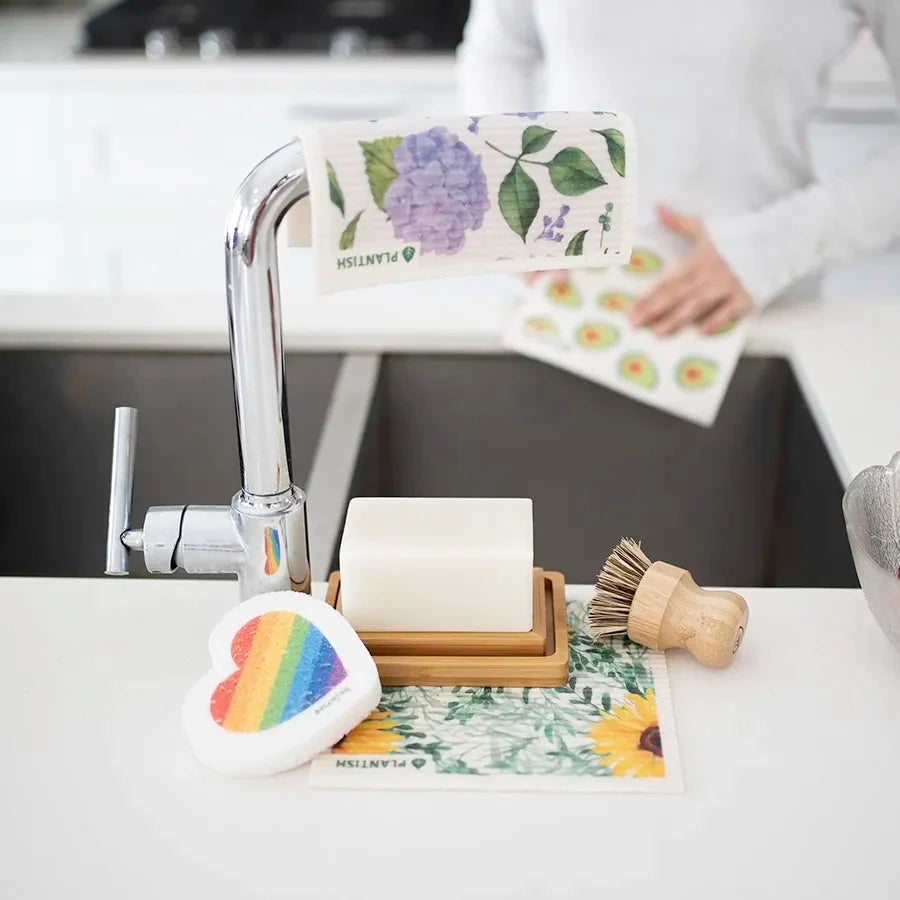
[2, 577, 899, 899]
[3, 250, 900, 486]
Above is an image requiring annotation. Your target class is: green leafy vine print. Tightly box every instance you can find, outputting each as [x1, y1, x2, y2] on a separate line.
[591, 128, 627, 178]
[327, 157, 364, 251]
[598, 202, 614, 250]
[486, 126, 608, 242]
[330, 597, 669, 781]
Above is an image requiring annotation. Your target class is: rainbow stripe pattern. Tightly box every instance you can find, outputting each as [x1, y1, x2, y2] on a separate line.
[210, 611, 347, 733]
[264, 527, 281, 576]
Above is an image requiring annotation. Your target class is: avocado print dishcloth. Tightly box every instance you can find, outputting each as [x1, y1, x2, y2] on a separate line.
[502, 223, 752, 427]
[301, 111, 636, 293]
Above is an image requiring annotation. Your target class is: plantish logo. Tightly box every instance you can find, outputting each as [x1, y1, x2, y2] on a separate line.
[334, 757, 427, 769]
[335, 245, 417, 271]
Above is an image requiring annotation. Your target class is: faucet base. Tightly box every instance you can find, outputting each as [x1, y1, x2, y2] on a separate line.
[231, 487, 311, 602]
[130, 488, 310, 602]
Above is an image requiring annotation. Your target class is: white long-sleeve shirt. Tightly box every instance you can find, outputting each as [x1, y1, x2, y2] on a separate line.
[457, 0, 900, 305]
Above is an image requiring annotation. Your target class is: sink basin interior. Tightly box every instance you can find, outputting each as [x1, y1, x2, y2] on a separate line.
[339, 354, 857, 588]
[1, 348, 857, 588]
[0, 350, 341, 578]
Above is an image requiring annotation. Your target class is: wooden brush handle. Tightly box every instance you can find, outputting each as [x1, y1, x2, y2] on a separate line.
[627, 562, 748, 668]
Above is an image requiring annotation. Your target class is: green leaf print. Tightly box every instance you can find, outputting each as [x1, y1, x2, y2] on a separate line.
[565, 229, 588, 256]
[328, 598, 668, 783]
[359, 136, 402, 211]
[443, 686, 499, 726]
[592, 128, 626, 178]
[521, 124, 556, 154]
[338, 210, 363, 250]
[498, 161, 540, 242]
[547, 147, 607, 195]
[439, 759, 483, 776]
[326, 160, 345, 216]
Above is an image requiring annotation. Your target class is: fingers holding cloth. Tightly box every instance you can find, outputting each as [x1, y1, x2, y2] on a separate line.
[629, 206, 756, 336]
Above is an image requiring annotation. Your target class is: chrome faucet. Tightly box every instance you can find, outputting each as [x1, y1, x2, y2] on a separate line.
[105, 141, 311, 601]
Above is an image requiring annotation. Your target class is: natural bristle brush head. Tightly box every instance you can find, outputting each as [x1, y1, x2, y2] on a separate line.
[591, 538, 652, 636]
[590, 538, 749, 668]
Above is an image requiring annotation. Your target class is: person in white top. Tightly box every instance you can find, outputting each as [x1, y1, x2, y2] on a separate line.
[457, 0, 900, 334]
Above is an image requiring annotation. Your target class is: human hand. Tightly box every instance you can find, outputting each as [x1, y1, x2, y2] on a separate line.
[629, 206, 754, 335]
[522, 269, 565, 286]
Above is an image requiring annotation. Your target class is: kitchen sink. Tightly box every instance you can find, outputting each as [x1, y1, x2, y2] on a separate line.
[0, 350, 341, 578]
[341, 354, 857, 588]
[1, 348, 857, 588]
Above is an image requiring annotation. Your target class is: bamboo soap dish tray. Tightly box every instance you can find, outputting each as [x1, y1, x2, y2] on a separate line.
[326, 568, 548, 657]
[325, 568, 569, 687]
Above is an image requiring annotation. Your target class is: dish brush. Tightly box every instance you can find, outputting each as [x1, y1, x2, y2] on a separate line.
[590, 538, 749, 667]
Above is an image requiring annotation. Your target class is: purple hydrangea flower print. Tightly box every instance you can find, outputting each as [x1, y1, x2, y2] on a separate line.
[536, 204, 570, 242]
[383, 126, 490, 255]
[467, 116, 481, 134]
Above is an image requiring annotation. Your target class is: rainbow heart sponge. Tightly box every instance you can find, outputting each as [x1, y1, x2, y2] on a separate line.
[183, 591, 381, 777]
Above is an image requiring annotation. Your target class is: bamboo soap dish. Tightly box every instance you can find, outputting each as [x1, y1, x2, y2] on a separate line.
[324, 569, 569, 687]
[326, 568, 548, 657]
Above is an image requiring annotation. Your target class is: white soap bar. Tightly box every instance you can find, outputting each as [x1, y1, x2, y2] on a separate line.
[339, 497, 534, 632]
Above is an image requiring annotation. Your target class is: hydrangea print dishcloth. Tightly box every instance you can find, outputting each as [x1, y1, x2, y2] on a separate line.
[301, 111, 637, 294]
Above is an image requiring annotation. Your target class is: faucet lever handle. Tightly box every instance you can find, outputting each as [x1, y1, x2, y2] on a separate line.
[105, 407, 139, 575]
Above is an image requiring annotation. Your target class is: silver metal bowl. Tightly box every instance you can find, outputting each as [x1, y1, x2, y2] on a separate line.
[843, 451, 900, 652]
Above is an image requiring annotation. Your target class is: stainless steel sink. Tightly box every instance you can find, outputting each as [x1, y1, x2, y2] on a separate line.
[340, 353, 857, 588]
[0, 349, 341, 577]
[1, 347, 857, 588]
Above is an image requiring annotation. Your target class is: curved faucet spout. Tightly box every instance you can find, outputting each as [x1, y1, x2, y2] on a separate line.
[105, 141, 312, 601]
[226, 140, 309, 501]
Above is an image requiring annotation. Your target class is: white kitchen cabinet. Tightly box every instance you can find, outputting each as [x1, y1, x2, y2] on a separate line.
[57, 86, 459, 216]
[0, 220, 72, 293]
[0, 91, 64, 213]
[0, 218, 222, 296]
[0, 60, 460, 296]
[59, 89, 300, 213]
[67, 215, 223, 294]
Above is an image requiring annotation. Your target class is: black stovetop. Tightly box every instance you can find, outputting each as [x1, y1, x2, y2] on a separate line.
[83, 0, 470, 54]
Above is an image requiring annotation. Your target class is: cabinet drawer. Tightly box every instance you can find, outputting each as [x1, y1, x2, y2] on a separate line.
[60, 90, 300, 213]
[0, 221, 71, 293]
[59, 83, 460, 215]
[0, 93, 65, 213]
[72, 215, 226, 295]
